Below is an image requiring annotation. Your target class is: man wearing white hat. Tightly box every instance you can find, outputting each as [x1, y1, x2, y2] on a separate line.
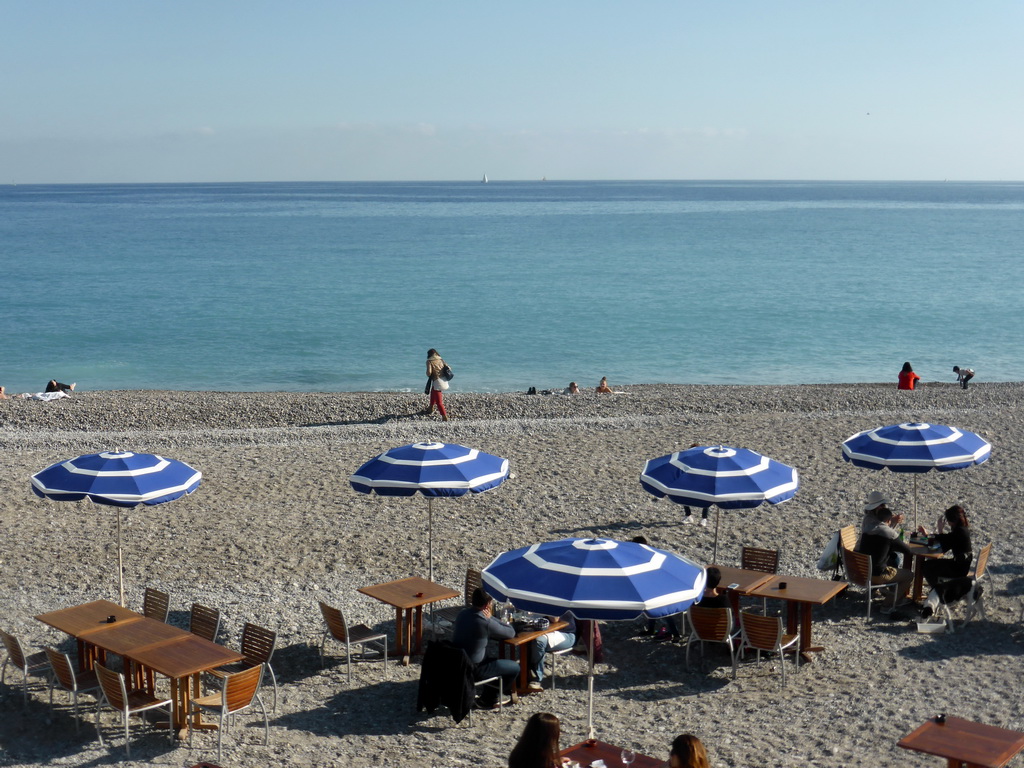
[857, 491, 915, 608]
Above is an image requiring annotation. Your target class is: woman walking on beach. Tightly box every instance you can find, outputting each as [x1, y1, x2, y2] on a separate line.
[425, 348, 449, 421]
[897, 362, 921, 390]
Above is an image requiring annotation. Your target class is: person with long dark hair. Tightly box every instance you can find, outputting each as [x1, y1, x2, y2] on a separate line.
[669, 734, 710, 768]
[897, 362, 920, 390]
[508, 712, 561, 768]
[922, 504, 973, 587]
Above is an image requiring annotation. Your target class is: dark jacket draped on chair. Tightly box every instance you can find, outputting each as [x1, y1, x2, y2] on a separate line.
[416, 640, 475, 723]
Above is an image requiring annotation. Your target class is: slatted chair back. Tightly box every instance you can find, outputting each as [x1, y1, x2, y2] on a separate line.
[190, 603, 221, 643]
[1, 630, 28, 670]
[973, 542, 992, 580]
[839, 525, 858, 552]
[143, 588, 170, 623]
[688, 605, 734, 642]
[741, 547, 779, 574]
[240, 623, 276, 667]
[319, 602, 349, 642]
[94, 663, 128, 710]
[223, 664, 263, 713]
[739, 611, 783, 652]
[44, 647, 77, 692]
[841, 548, 871, 588]
[464, 568, 482, 604]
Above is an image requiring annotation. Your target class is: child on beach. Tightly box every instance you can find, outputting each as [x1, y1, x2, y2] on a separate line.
[897, 362, 920, 390]
[953, 365, 975, 389]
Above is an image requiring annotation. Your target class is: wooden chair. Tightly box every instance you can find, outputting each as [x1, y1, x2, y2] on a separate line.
[189, 664, 268, 761]
[841, 547, 896, 619]
[318, 601, 388, 684]
[834, 525, 859, 578]
[684, 605, 739, 678]
[0, 629, 50, 706]
[741, 546, 779, 574]
[45, 647, 100, 729]
[940, 542, 992, 630]
[93, 662, 173, 757]
[142, 587, 170, 623]
[741, 546, 780, 612]
[211, 622, 278, 713]
[432, 568, 482, 635]
[189, 603, 221, 643]
[737, 611, 799, 686]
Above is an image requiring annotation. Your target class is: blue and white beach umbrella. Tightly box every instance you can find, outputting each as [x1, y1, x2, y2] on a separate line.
[640, 445, 799, 563]
[483, 537, 705, 737]
[350, 442, 510, 581]
[841, 422, 991, 526]
[31, 451, 202, 606]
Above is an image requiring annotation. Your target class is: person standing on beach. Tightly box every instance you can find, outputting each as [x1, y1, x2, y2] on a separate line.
[953, 365, 975, 389]
[897, 362, 920, 390]
[424, 348, 449, 421]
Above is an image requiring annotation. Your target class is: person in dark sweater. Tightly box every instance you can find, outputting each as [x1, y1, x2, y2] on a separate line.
[856, 494, 914, 604]
[452, 587, 518, 708]
[923, 504, 973, 587]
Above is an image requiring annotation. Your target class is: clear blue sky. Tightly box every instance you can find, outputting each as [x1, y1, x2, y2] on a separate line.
[2, 1, 1021, 183]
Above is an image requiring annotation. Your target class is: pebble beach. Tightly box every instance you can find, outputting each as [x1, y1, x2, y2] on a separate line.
[1, 382, 1022, 768]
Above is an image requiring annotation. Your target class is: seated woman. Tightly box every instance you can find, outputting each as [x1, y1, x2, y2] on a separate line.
[595, 376, 612, 394]
[922, 504, 973, 588]
[897, 362, 920, 390]
[509, 712, 561, 768]
[670, 734, 710, 768]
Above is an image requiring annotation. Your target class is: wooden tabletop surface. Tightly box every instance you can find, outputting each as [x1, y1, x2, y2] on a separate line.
[898, 716, 1024, 768]
[502, 620, 570, 648]
[746, 573, 848, 605]
[712, 566, 776, 594]
[561, 739, 667, 768]
[36, 599, 143, 637]
[358, 576, 460, 610]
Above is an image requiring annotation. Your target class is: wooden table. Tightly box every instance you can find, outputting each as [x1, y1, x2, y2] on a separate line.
[358, 576, 459, 664]
[500, 619, 569, 694]
[712, 565, 776, 620]
[906, 541, 947, 602]
[561, 739, 667, 768]
[36, 600, 243, 737]
[898, 715, 1024, 767]
[746, 574, 848, 661]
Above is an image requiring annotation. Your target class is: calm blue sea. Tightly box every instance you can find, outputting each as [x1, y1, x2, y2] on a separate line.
[2, 180, 1022, 393]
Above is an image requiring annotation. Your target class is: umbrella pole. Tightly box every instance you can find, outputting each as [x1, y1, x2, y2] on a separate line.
[428, 497, 434, 583]
[712, 506, 721, 564]
[587, 620, 595, 740]
[116, 509, 125, 607]
[913, 475, 919, 530]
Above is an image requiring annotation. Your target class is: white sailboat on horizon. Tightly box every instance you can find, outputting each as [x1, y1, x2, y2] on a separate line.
[482, 173, 488, 184]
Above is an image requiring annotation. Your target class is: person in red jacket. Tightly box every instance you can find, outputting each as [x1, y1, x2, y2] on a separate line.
[898, 361, 921, 390]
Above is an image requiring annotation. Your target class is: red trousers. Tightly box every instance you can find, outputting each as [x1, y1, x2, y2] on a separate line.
[429, 389, 447, 418]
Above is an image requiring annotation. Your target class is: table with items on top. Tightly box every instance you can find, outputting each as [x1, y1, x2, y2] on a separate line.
[898, 715, 1024, 768]
[745, 573, 848, 662]
[560, 739, 667, 768]
[358, 576, 459, 664]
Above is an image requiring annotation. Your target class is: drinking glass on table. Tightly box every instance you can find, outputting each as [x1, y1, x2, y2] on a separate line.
[621, 747, 636, 767]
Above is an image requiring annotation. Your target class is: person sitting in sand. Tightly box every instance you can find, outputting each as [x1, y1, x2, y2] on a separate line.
[669, 734, 710, 768]
[0, 386, 8, 399]
[698, 566, 730, 609]
[45, 380, 75, 394]
[453, 587, 518, 709]
[595, 376, 612, 394]
[509, 712, 562, 768]
[856, 492, 914, 607]
[564, 382, 580, 394]
[897, 362, 920, 390]
[953, 365, 975, 389]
